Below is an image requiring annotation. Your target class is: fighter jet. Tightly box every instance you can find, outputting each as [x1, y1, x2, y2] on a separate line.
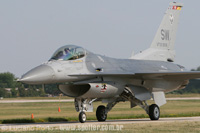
[19, 2, 200, 123]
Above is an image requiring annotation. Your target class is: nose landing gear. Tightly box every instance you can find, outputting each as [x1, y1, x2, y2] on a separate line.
[79, 112, 87, 123]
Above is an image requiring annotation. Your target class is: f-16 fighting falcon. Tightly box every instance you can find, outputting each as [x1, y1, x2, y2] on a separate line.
[19, 2, 200, 123]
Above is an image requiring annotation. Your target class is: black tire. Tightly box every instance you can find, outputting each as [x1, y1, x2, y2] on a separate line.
[96, 105, 107, 122]
[149, 104, 160, 120]
[79, 112, 86, 123]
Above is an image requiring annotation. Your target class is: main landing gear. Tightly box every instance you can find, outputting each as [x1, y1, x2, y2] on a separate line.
[121, 87, 160, 121]
[96, 105, 107, 121]
[135, 101, 160, 121]
[137, 102, 160, 121]
[149, 104, 160, 120]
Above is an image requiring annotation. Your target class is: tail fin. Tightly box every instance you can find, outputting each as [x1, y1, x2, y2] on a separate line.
[131, 2, 183, 62]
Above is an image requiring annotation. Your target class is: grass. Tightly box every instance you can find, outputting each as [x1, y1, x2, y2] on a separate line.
[1, 93, 199, 100]
[120, 121, 200, 133]
[1, 96, 71, 100]
[1, 121, 200, 132]
[0, 99, 199, 123]
[165, 93, 200, 98]
[0, 94, 199, 132]
[1, 119, 35, 124]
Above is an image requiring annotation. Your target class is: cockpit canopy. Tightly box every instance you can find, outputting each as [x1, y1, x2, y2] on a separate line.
[50, 45, 86, 61]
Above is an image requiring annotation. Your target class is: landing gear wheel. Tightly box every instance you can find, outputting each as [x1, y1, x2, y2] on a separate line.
[149, 104, 160, 120]
[96, 105, 107, 122]
[79, 112, 87, 123]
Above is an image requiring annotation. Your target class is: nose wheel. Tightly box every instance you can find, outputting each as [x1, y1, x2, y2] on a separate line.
[149, 104, 160, 120]
[79, 112, 87, 123]
[96, 105, 107, 121]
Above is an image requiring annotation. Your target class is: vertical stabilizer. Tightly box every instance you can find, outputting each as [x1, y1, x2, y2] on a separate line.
[131, 2, 183, 62]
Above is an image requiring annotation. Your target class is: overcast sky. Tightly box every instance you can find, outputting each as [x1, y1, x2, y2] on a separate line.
[0, 0, 200, 77]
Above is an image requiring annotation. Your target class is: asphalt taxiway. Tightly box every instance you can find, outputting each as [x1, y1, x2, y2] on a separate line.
[0, 97, 200, 103]
[0, 117, 200, 131]
[0, 97, 199, 131]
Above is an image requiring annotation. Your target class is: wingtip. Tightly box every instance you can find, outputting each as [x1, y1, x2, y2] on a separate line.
[16, 78, 21, 82]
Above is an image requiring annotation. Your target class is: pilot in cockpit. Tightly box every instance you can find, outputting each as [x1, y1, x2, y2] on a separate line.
[64, 48, 70, 55]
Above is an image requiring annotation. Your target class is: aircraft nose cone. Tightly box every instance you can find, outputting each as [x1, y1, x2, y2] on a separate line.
[20, 65, 55, 84]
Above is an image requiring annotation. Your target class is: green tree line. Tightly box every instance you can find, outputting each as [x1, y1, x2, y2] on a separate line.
[0, 72, 60, 98]
[171, 66, 200, 94]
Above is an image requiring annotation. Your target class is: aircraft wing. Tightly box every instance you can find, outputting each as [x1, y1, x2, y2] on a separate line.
[70, 71, 200, 80]
[135, 71, 200, 80]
